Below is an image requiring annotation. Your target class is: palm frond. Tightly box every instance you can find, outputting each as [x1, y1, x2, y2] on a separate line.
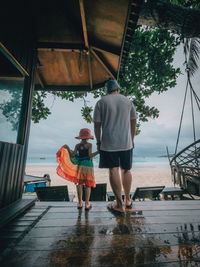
[187, 38, 200, 76]
[183, 38, 190, 59]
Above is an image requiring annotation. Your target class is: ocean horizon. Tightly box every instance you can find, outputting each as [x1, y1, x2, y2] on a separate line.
[26, 154, 170, 167]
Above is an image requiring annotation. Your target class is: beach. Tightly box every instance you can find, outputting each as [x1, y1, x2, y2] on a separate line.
[25, 161, 174, 201]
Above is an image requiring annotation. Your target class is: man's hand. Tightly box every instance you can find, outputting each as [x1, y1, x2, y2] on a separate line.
[97, 144, 101, 152]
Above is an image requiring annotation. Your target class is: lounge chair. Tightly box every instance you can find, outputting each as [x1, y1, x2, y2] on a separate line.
[82, 183, 107, 201]
[132, 186, 165, 201]
[24, 174, 51, 193]
[35, 186, 75, 201]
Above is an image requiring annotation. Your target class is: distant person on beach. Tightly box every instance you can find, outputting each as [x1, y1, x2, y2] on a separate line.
[93, 79, 137, 215]
[56, 128, 99, 210]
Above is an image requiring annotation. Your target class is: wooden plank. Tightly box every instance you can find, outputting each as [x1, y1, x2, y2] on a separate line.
[0, 197, 36, 228]
[15, 232, 200, 250]
[9, 220, 34, 227]
[92, 46, 120, 56]
[46, 205, 200, 214]
[34, 200, 200, 207]
[36, 70, 45, 88]
[79, 0, 89, 48]
[3, 144, 15, 206]
[7, 145, 18, 205]
[35, 214, 200, 228]
[27, 222, 200, 237]
[10, 147, 22, 203]
[4, 246, 200, 266]
[91, 48, 116, 79]
[41, 209, 200, 220]
[87, 52, 93, 89]
[0, 42, 29, 77]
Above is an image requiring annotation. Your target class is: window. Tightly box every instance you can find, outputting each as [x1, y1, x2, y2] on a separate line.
[0, 46, 25, 143]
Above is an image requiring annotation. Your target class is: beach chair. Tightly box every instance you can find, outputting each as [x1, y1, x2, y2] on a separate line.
[24, 174, 51, 193]
[132, 186, 165, 201]
[82, 183, 107, 201]
[35, 186, 75, 201]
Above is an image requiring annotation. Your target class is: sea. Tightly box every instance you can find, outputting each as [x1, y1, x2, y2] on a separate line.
[26, 155, 170, 170]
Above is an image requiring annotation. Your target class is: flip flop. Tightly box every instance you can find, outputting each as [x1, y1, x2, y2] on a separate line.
[126, 201, 133, 209]
[77, 202, 83, 209]
[107, 203, 125, 216]
[85, 203, 92, 211]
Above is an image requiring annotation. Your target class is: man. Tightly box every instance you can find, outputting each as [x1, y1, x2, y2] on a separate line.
[93, 79, 137, 215]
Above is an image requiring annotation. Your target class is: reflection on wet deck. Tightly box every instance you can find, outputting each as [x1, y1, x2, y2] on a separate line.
[1, 200, 200, 266]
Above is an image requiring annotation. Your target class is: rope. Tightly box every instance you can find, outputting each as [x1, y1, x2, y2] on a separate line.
[188, 78, 200, 111]
[188, 73, 196, 143]
[175, 78, 189, 155]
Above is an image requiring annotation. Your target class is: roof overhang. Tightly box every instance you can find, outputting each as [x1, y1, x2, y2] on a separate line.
[32, 0, 143, 91]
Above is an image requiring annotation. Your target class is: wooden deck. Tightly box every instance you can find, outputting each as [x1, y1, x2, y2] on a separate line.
[1, 200, 200, 266]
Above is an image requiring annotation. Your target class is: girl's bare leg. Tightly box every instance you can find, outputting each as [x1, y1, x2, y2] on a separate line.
[76, 184, 83, 208]
[85, 186, 91, 209]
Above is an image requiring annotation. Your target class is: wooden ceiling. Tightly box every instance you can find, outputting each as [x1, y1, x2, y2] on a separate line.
[33, 0, 142, 91]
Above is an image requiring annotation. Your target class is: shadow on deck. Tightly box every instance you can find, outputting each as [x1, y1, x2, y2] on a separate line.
[1, 200, 200, 266]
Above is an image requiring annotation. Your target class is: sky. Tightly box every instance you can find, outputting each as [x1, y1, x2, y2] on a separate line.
[27, 46, 200, 158]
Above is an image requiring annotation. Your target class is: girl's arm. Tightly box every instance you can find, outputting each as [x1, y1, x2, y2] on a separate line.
[88, 143, 99, 158]
[71, 144, 78, 157]
[64, 144, 78, 157]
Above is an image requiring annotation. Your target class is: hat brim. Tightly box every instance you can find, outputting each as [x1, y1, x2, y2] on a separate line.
[75, 136, 94, 139]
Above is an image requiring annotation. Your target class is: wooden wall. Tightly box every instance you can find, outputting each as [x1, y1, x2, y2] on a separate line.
[0, 3, 36, 209]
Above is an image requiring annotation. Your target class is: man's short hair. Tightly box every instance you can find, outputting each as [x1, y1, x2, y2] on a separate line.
[105, 79, 120, 93]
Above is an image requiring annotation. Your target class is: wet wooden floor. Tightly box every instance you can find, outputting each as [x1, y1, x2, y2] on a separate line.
[1, 200, 200, 266]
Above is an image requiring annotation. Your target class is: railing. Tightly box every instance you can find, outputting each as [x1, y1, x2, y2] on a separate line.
[169, 139, 200, 195]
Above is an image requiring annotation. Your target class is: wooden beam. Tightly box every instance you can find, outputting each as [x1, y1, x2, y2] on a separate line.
[61, 54, 74, 84]
[37, 42, 87, 51]
[34, 82, 105, 92]
[91, 46, 120, 56]
[38, 48, 81, 53]
[79, 0, 89, 48]
[0, 42, 29, 77]
[35, 70, 45, 88]
[37, 41, 120, 56]
[87, 52, 93, 89]
[90, 48, 116, 79]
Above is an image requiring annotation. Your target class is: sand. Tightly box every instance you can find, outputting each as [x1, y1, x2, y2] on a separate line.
[25, 162, 174, 201]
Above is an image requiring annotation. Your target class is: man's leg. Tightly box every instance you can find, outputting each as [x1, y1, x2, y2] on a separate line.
[121, 169, 132, 206]
[109, 167, 124, 212]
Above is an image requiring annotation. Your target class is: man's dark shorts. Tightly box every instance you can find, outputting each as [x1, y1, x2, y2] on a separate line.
[99, 149, 133, 170]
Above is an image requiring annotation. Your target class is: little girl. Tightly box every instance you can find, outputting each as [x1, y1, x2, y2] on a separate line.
[56, 128, 98, 210]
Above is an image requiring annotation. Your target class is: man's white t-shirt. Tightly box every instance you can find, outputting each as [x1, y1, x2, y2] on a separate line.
[93, 94, 137, 152]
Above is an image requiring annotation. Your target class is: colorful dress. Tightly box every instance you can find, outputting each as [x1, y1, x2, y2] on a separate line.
[56, 145, 96, 187]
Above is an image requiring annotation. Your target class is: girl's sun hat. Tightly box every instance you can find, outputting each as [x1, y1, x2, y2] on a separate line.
[75, 128, 94, 140]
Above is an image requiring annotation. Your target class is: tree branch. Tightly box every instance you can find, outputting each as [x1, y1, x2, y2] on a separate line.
[138, 0, 200, 38]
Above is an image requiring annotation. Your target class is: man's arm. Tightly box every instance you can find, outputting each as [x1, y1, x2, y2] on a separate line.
[130, 118, 136, 148]
[94, 122, 102, 151]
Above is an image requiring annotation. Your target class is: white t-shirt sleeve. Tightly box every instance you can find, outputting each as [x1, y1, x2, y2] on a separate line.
[93, 101, 101, 122]
[130, 102, 137, 120]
